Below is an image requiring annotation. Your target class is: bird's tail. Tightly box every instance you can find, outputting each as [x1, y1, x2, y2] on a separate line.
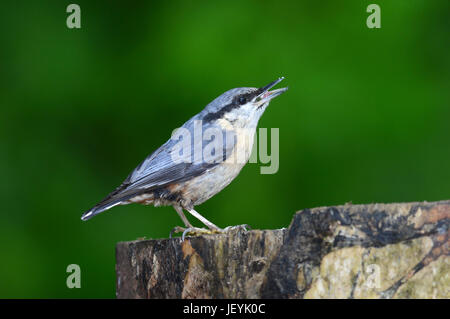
[81, 184, 136, 221]
[81, 199, 124, 221]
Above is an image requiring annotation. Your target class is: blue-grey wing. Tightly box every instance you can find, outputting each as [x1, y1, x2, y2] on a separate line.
[123, 122, 237, 192]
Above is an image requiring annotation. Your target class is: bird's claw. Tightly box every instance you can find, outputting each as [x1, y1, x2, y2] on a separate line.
[169, 226, 186, 239]
[181, 227, 223, 241]
[170, 226, 221, 241]
[223, 224, 251, 232]
[170, 224, 251, 241]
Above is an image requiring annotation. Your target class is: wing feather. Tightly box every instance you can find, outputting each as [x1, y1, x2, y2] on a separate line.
[119, 121, 237, 194]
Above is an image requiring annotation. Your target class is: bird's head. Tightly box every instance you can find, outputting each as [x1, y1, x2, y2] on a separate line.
[202, 77, 288, 129]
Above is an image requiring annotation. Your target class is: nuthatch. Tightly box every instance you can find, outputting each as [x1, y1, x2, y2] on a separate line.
[82, 77, 288, 238]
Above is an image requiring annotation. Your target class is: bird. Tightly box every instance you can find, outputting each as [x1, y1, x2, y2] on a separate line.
[81, 77, 288, 239]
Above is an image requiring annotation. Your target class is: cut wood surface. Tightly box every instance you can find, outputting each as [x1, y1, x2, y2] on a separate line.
[116, 200, 449, 298]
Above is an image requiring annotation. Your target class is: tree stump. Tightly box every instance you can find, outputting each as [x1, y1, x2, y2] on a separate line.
[116, 200, 449, 298]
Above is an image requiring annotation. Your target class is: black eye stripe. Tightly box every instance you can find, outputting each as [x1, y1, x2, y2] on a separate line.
[204, 91, 258, 123]
[235, 92, 255, 105]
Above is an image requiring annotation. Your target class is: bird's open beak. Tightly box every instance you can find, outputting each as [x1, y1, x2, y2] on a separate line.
[255, 77, 288, 105]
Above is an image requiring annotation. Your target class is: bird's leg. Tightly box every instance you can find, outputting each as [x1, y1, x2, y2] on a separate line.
[170, 207, 250, 240]
[174, 205, 193, 228]
[186, 208, 221, 231]
[170, 205, 194, 238]
[170, 206, 216, 239]
[187, 208, 251, 233]
[170, 207, 224, 240]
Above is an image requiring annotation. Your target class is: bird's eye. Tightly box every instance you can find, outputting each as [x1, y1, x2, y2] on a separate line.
[238, 97, 247, 104]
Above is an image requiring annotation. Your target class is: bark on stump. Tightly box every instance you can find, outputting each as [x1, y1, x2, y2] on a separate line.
[116, 200, 449, 298]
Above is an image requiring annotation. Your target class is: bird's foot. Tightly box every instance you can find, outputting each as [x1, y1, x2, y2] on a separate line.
[170, 224, 251, 241]
[223, 224, 252, 232]
[170, 226, 223, 241]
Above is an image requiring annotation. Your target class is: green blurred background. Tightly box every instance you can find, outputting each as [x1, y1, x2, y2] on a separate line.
[0, 0, 448, 298]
